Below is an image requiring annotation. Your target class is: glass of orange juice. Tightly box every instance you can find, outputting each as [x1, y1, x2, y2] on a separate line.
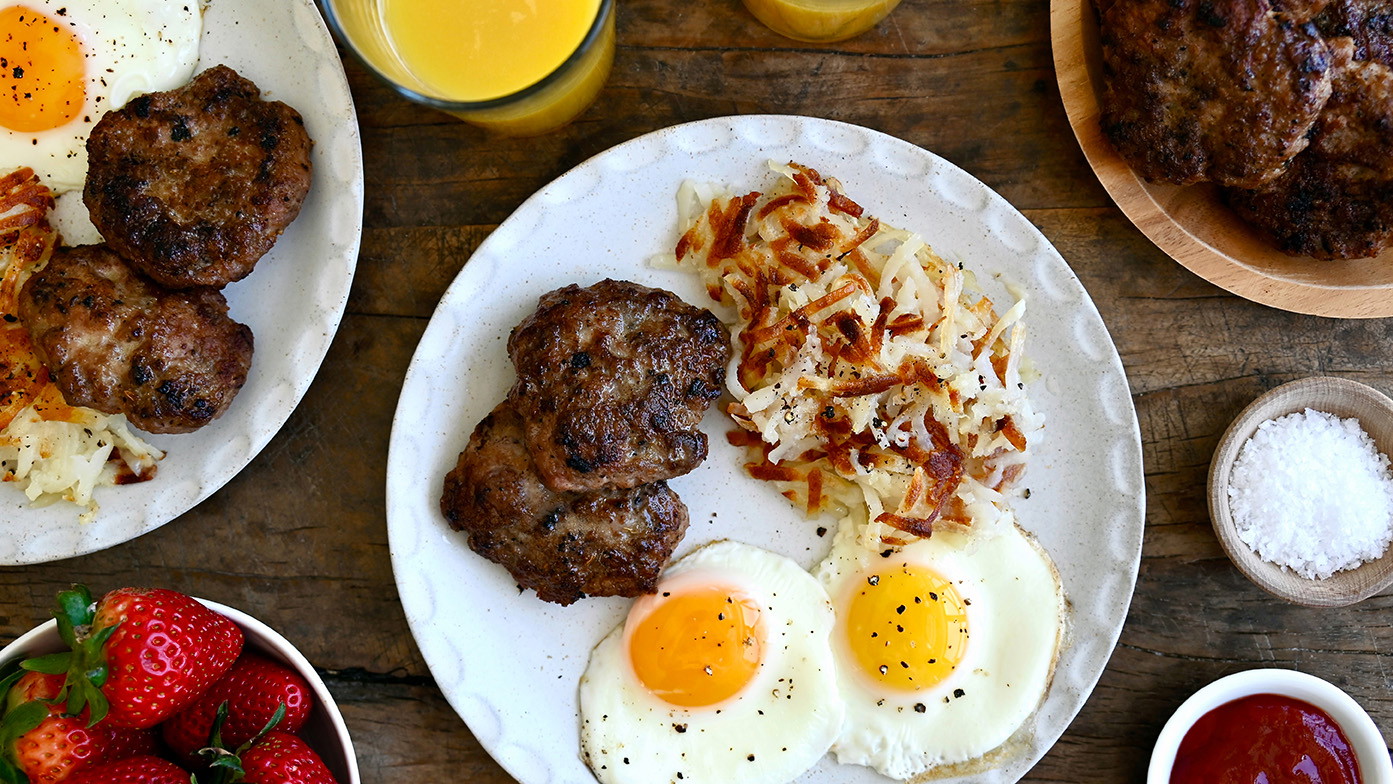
[320, 0, 615, 135]
[742, 0, 902, 42]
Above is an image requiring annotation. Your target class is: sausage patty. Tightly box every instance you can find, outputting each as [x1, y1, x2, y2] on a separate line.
[441, 401, 689, 606]
[19, 245, 254, 433]
[507, 279, 731, 493]
[1317, 0, 1393, 65]
[1098, 0, 1336, 187]
[1224, 42, 1393, 258]
[84, 65, 313, 289]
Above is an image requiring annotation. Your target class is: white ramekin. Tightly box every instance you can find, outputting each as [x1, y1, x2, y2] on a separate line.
[1149, 668, 1392, 784]
[0, 598, 360, 784]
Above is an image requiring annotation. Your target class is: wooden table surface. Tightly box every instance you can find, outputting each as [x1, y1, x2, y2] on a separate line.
[5, 1, 1393, 781]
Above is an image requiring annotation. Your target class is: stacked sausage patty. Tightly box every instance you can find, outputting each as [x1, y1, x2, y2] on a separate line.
[20, 66, 312, 433]
[1097, 0, 1336, 188]
[1097, 0, 1393, 259]
[441, 280, 731, 605]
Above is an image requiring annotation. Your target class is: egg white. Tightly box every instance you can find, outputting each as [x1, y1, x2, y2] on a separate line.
[0, 0, 201, 196]
[579, 540, 846, 784]
[814, 518, 1065, 780]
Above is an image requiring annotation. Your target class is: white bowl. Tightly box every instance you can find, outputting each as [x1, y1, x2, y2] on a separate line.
[0, 598, 360, 784]
[1148, 669, 1392, 784]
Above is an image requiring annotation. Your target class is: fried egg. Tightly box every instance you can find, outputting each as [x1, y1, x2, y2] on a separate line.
[0, 0, 201, 196]
[579, 540, 845, 784]
[815, 518, 1065, 780]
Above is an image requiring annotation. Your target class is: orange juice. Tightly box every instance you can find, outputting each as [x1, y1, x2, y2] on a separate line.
[382, 0, 599, 102]
[742, 0, 902, 42]
[325, 0, 614, 134]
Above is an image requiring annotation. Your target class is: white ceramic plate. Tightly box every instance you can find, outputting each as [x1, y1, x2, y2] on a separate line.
[386, 115, 1144, 784]
[0, 0, 364, 564]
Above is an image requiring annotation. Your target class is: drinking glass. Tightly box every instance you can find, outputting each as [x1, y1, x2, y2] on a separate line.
[742, 0, 902, 42]
[320, 0, 615, 135]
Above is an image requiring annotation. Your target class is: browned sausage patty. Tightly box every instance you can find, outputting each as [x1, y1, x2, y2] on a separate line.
[84, 65, 312, 289]
[1224, 43, 1393, 258]
[1098, 0, 1336, 187]
[507, 279, 731, 493]
[19, 245, 254, 434]
[1317, 0, 1393, 65]
[441, 401, 689, 606]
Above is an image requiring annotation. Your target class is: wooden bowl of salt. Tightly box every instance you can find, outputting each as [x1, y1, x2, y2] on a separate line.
[1208, 377, 1393, 607]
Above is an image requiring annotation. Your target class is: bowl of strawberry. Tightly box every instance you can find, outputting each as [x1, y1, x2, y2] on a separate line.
[0, 586, 358, 784]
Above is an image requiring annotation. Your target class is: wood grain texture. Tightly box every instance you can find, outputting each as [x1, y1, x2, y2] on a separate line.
[3, 0, 1393, 781]
[1051, 0, 1393, 318]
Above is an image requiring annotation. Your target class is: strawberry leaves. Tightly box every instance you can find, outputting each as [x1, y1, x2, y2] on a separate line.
[198, 702, 286, 784]
[16, 585, 116, 727]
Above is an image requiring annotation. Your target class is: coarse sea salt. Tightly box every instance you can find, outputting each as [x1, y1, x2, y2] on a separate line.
[1228, 409, 1393, 579]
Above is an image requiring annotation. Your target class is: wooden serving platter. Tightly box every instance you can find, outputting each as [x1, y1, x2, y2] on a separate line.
[1050, 0, 1393, 319]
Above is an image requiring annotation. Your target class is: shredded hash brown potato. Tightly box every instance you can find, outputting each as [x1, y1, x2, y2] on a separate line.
[667, 162, 1041, 547]
[0, 168, 161, 522]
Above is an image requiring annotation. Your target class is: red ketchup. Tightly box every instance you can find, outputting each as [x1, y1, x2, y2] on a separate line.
[1170, 694, 1363, 784]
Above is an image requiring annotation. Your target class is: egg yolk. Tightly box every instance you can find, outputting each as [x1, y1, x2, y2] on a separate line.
[845, 564, 968, 691]
[628, 587, 765, 708]
[0, 5, 86, 132]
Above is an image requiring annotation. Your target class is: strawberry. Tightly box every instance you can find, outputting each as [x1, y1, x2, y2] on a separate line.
[7, 672, 64, 707]
[162, 655, 312, 765]
[30, 586, 244, 730]
[0, 672, 155, 784]
[63, 755, 187, 784]
[238, 732, 337, 784]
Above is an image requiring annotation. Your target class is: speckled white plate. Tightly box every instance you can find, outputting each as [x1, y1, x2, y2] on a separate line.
[386, 116, 1143, 784]
[0, 0, 364, 564]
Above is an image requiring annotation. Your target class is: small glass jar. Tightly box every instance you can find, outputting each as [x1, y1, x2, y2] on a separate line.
[742, 0, 902, 43]
[320, 0, 615, 136]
